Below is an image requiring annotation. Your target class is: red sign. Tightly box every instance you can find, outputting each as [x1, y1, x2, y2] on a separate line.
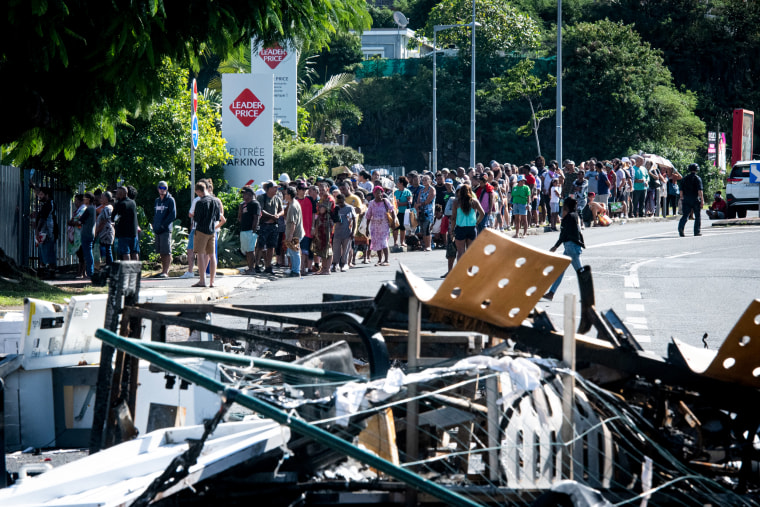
[229, 89, 265, 127]
[259, 44, 288, 70]
[192, 79, 198, 114]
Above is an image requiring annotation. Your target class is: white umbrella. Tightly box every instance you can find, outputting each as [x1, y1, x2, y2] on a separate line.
[643, 154, 674, 169]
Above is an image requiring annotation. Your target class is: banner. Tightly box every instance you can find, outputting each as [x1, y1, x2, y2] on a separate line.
[251, 39, 298, 133]
[222, 73, 274, 189]
[718, 132, 727, 173]
[707, 131, 717, 163]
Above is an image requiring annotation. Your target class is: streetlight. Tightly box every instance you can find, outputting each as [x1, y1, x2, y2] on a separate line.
[470, 0, 476, 169]
[433, 21, 481, 174]
[556, 0, 563, 166]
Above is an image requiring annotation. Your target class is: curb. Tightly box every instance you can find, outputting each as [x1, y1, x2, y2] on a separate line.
[709, 217, 760, 227]
[165, 285, 233, 304]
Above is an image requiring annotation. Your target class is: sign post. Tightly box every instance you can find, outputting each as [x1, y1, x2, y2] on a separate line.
[190, 78, 198, 205]
[750, 162, 760, 218]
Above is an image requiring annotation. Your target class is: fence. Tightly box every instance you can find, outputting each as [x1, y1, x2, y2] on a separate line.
[0, 165, 74, 270]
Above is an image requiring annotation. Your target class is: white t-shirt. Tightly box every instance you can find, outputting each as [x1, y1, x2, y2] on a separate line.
[431, 216, 442, 234]
[616, 169, 626, 189]
[189, 196, 200, 230]
[550, 186, 561, 204]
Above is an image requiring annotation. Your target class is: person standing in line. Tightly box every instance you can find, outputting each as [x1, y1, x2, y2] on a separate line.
[678, 163, 704, 237]
[254, 181, 284, 274]
[153, 180, 177, 277]
[631, 155, 648, 218]
[511, 175, 531, 238]
[95, 191, 115, 268]
[365, 186, 394, 266]
[331, 193, 356, 272]
[180, 189, 201, 279]
[282, 186, 304, 278]
[77, 192, 97, 278]
[113, 186, 139, 260]
[416, 175, 436, 251]
[238, 186, 261, 274]
[451, 184, 485, 260]
[35, 187, 57, 278]
[191, 181, 220, 287]
[297, 182, 316, 274]
[392, 176, 412, 248]
[542, 197, 585, 302]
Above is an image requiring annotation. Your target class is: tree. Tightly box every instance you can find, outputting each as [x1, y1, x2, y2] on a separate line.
[424, 0, 541, 65]
[0, 0, 371, 165]
[300, 73, 363, 143]
[309, 32, 364, 85]
[560, 20, 704, 158]
[57, 64, 230, 191]
[482, 59, 556, 157]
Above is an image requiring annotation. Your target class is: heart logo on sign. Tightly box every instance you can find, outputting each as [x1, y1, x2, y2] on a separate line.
[229, 89, 265, 127]
[259, 43, 288, 70]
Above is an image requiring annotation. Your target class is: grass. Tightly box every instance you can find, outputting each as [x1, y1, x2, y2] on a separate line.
[0, 274, 108, 309]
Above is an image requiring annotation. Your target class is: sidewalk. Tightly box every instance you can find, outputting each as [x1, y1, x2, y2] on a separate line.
[45, 267, 250, 304]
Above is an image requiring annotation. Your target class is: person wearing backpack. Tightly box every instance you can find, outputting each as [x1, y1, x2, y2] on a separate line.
[35, 187, 57, 278]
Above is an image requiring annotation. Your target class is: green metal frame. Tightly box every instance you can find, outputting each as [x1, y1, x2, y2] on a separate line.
[94, 328, 482, 507]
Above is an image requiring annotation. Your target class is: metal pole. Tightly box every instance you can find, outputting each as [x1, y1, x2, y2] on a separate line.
[406, 295, 422, 507]
[433, 29, 438, 174]
[0, 378, 6, 489]
[94, 328, 481, 507]
[556, 0, 563, 165]
[191, 144, 195, 207]
[561, 293, 576, 480]
[470, 0, 477, 169]
[138, 340, 362, 382]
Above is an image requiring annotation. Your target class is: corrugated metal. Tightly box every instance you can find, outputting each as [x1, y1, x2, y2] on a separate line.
[25, 169, 75, 268]
[0, 165, 22, 264]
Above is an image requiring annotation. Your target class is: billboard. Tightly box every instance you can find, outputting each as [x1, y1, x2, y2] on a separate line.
[222, 73, 274, 189]
[251, 39, 298, 133]
[732, 109, 754, 166]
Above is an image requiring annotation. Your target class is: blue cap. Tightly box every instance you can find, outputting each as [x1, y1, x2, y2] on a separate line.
[445, 179, 453, 184]
[516, 175, 526, 182]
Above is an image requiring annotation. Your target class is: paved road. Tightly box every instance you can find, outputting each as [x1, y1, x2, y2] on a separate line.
[214, 216, 760, 359]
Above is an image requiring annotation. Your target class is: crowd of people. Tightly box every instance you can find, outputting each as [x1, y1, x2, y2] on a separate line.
[34, 153, 711, 284]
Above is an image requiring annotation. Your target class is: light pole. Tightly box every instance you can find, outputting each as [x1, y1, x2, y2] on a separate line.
[433, 22, 481, 174]
[470, 0, 477, 169]
[556, 0, 563, 165]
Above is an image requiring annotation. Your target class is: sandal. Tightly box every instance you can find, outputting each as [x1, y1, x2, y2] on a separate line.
[191, 282, 206, 288]
[379, 261, 390, 266]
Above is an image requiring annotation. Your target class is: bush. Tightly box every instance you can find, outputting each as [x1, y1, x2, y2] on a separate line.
[322, 144, 364, 169]
[216, 228, 245, 268]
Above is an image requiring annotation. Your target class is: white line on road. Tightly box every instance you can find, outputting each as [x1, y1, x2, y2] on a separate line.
[626, 304, 645, 312]
[665, 251, 700, 259]
[624, 292, 642, 299]
[628, 323, 649, 330]
[625, 316, 647, 324]
[634, 335, 652, 343]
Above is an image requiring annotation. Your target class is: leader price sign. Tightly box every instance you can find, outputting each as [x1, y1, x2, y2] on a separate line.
[222, 73, 273, 189]
[252, 39, 298, 133]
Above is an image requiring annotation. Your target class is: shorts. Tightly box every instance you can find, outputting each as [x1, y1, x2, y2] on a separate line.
[454, 225, 477, 241]
[155, 232, 171, 255]
[187, 229, 195, 250]
[194, 231, 215, 255]
[240, 230, 258, 254]
[512, 203, 528, 216]
[418, 218, 431, 237]
[116, 237, 138, 256]
[300, 237, 313, 258]
[256, 223, 279, 249]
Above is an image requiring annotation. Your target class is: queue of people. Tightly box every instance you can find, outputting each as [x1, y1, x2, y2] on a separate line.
[34, 153, 703, 283]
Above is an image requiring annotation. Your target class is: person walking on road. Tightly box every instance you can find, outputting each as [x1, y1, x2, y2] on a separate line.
[542, 197, 585, 302]
[153, 181, 177, 277]
[678, 163, 704, 237]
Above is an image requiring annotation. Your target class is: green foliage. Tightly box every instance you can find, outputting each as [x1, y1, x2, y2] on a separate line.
[277, 142, 329, 180]
[561, 20, 704, 159]
[481, 59, 556, 158]
[424, 0, 541, 63]
[55, 62, 230, 192]
[308, 33, 364, 84]
[368, 5, 397, 28]
[216, 228, 245, 268]
[217, 189, 244, 236]
[170, 220, 189, 258]
[301, 73, 363, 143]
[322, 145, 364, 168]
[1, 0, 371, 165]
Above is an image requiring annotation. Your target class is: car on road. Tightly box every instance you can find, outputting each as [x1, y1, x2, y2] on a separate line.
[726, 160, 759, 218]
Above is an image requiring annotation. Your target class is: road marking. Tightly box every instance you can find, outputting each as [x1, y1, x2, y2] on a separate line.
[624, 292, 642, 299]
[665, 251, 700, 259]
[626, 304, 645, 312]
[634, 335, 652, 343]
[625, 316, 647, 324]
